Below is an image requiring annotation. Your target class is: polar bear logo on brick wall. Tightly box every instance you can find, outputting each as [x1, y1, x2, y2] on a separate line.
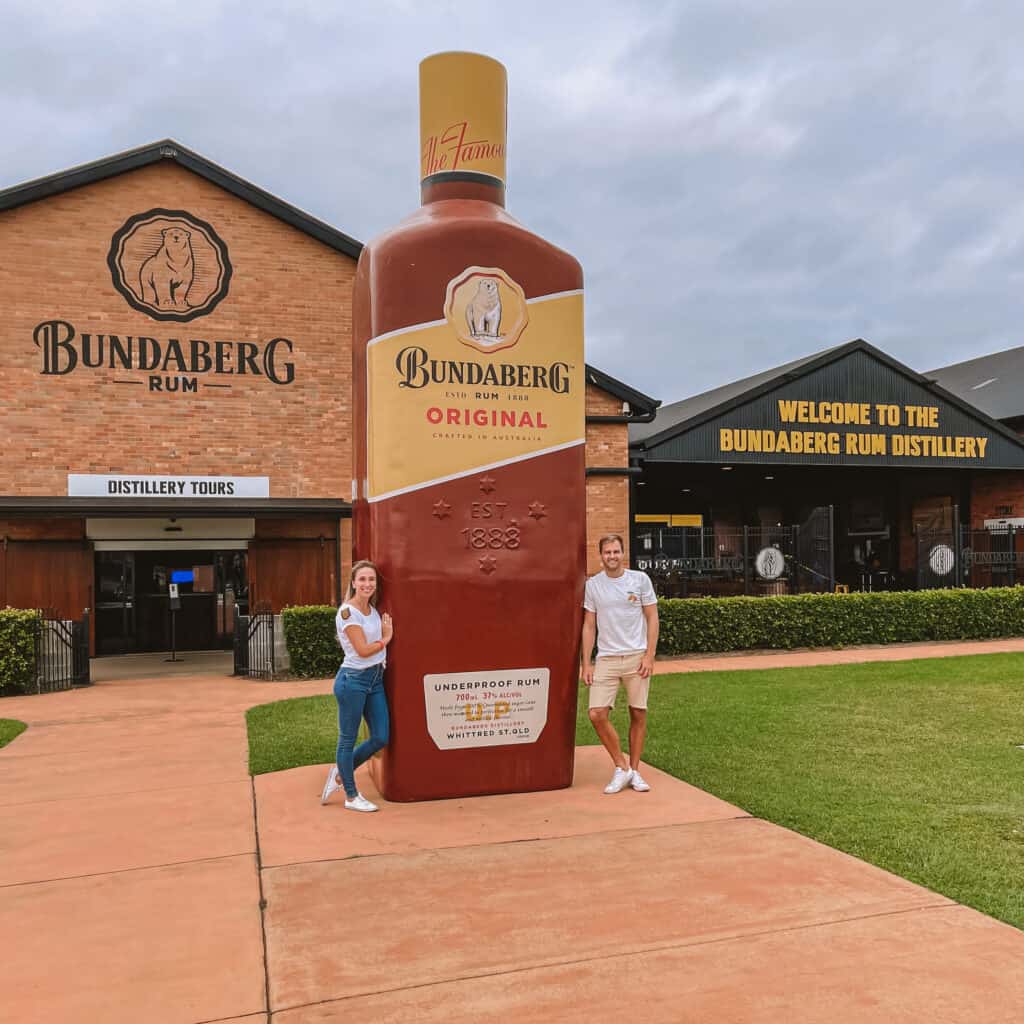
[108, 209, 233, 323]
[139, 227, 195, 309]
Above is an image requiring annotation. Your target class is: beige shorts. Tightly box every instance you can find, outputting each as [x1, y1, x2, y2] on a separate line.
[589, 652, 650, 710]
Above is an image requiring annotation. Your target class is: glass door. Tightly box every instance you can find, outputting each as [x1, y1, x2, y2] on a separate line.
[95, 552, 136, 655]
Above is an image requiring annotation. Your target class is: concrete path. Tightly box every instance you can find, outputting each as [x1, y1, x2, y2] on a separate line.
[656, 635, 1024, 674]
[90, 649, 235, 682]
[0, 672, 320, 1024]
[1, 642, 1023, 1022]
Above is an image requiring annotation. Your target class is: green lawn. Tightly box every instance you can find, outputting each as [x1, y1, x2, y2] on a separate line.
[248, 694, 342, 776]
[0, 719, 27, 748]
[246, 652, 1024, 929]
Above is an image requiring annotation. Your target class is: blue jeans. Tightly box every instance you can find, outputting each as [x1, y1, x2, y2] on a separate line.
[333, 662, 389, 799]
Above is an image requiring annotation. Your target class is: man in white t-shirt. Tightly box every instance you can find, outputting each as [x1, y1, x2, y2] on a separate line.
[581, 533, 660, 794]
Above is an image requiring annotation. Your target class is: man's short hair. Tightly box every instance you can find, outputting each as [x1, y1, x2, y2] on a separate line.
[598, 533, 624, 552]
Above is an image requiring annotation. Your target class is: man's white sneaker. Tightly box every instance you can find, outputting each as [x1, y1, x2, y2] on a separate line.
[630, 771, 651, 792]
[321, 766, 342, 805]
[344, 793, 379, 813]
[603, 767, 634, 794]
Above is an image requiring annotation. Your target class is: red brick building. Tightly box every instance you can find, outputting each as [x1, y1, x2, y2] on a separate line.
[0, 142, 656, 655]
[22, 140, 1022, 653]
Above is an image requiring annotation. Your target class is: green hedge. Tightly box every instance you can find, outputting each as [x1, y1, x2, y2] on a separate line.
[282, 605, 339, 678]
[0, 608, 41, 696]
[657, 587, 1024, 655]
[279, 589, 1024, 669]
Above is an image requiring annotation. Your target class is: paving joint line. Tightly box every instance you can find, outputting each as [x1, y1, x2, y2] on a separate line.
[1, 729, 247, 751]
[193, 1011, 267, 1024]
[10, 710, 245, 726]
[0, 775, 252, 809]
[267, 899, 957, 1016]
[0, 850, 256, 890]
[251, 776, 273, 1022]
[259, 812, 754, 872]
[0, 747, 245, 764]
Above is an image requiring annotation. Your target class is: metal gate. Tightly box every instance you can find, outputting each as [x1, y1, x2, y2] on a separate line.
[961, 526, 1024, 589]
[916, 507, 962, 590]
[917, 520, 1024, 590]
[35, 608, 91, 693]
[633, 506, 835, 597]
[794, 505, 835, 593]
[233, 601, 275, 679]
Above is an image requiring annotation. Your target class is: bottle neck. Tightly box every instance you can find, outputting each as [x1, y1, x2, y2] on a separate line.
[420, 177, 506, 208]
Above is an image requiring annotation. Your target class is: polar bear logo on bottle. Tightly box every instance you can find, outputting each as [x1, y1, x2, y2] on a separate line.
[139, 227, 195, 309]
[444, 266, 528, 354]
[465, 278, 503, 342]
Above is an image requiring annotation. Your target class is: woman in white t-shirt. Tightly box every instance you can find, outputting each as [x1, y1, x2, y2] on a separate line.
[320, 559, 394, 813]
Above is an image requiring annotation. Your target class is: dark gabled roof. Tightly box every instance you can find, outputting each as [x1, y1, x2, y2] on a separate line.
[585, 365, 660, 414]
[927, 345, 1024, 421]
[0, 139, 363, 259]
[631, 337, 1024, 455]
[1, 141, 656, 409]
[629, 342, 847, 446]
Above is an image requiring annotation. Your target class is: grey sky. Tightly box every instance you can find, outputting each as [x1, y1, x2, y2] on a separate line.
[5, 0, 1024, 404]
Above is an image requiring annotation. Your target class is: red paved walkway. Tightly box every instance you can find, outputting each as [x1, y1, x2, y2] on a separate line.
[1, 641, 1022, 1022]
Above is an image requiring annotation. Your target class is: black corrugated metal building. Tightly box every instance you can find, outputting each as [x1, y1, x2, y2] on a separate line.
[628, 339, 1024, 595]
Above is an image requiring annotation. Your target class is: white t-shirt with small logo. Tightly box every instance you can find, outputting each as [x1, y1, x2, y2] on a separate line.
[335, 603, 386, 669]
[583, 569, 657, 657]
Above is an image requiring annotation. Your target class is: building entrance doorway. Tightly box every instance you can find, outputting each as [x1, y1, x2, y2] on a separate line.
[94, 548, 248, 656]
[88, 516, 255, 658]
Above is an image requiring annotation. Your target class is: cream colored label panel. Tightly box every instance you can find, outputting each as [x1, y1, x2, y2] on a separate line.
[423, 668, 550, 750]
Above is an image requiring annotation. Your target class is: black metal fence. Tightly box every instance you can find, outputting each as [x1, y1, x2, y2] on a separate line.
[918, 524, 1024, 590]
[233, 601, 275, 679]
[35, 608, 91, 693]
[634, 506, 835, 598]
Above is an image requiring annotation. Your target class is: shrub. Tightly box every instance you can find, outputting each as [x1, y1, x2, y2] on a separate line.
[278, 589, 1024, 667]
[282, 605, 339, 678]
[0, 608, 41, 696]
[656, 587, 1024, 655]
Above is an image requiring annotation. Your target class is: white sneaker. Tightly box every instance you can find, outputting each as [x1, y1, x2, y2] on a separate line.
[344, 793, 379, 813]
[603, 767, 634, 794]
[630, 771, 651, 792]
[321, 766, 342, 805]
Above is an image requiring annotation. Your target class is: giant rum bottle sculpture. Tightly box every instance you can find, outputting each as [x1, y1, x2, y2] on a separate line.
[353, 51, 585, 800]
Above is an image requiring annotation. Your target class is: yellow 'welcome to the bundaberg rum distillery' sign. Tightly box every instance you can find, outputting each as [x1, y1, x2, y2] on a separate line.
[719, 400, 991, 460]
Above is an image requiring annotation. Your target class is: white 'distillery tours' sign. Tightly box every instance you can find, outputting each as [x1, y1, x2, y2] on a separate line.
[423, 668, 550, 750]
[68, 474, 270, 498]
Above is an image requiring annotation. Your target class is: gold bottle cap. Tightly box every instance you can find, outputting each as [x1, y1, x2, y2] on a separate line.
[420, 51, 507, 187]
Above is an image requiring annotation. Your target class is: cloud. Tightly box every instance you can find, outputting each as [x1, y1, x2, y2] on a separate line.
[4, 0, 1024, 404]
